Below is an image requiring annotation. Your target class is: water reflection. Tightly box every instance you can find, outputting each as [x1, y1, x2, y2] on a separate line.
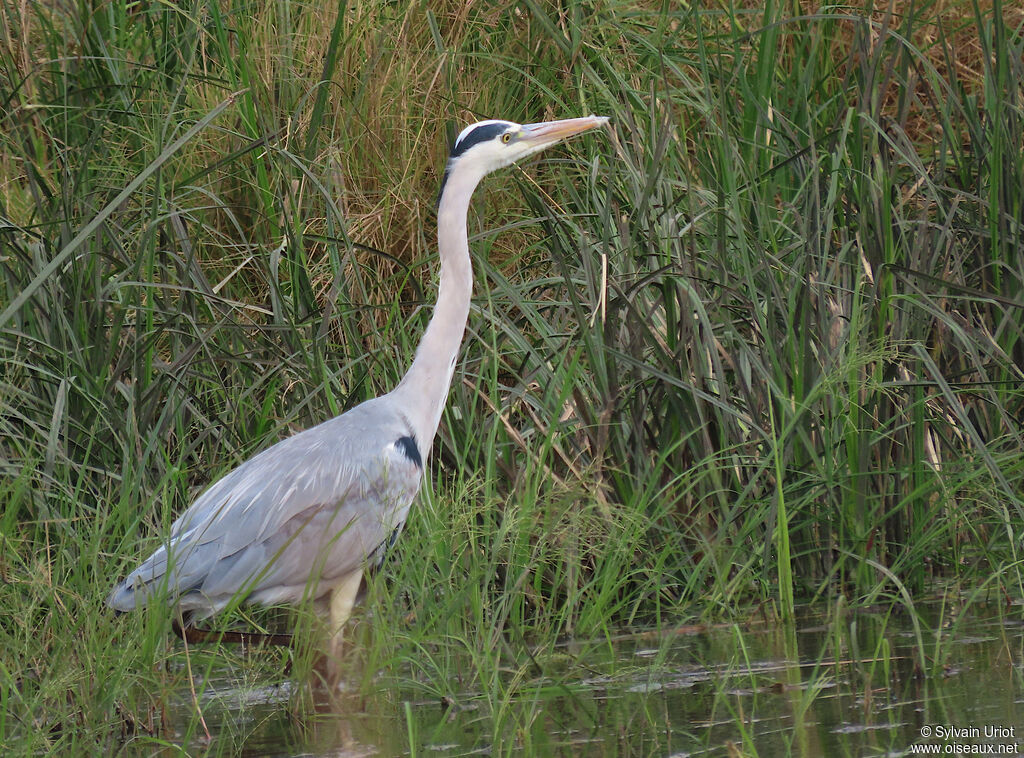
[135, 602, 1024, 756]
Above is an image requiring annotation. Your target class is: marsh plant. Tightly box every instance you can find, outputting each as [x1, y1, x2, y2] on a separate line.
[1, 0, 1022, 753]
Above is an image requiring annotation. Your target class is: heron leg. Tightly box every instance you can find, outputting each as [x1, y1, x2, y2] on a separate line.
[327, 570, 364, 651]
[315, 570, 363, 686]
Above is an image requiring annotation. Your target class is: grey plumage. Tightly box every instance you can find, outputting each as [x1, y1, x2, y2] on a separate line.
[108, 115, 609, 647]
[108, 399, 420, 616]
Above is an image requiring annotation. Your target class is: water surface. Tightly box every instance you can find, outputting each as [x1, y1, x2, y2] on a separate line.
[143, 601, 1024, 756]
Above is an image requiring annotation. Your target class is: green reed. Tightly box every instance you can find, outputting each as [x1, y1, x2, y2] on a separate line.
[1, 0, 1022, 752]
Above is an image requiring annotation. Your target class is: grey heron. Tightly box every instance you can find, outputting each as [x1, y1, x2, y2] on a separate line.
[108, 115, 609, 658]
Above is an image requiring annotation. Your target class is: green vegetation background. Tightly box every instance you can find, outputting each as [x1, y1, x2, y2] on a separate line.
[1, 0, 1023, 752]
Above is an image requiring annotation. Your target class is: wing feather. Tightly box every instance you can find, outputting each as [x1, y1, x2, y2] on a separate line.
[108, 398, 423, 614]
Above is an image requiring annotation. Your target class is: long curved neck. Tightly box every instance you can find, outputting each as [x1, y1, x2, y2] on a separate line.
[391, 164, 483, 451]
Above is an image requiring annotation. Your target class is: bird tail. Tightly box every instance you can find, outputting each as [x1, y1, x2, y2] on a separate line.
[107, 578, 145, 612]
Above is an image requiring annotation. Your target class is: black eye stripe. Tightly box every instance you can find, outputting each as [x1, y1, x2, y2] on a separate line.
[450, 123, 509, 158]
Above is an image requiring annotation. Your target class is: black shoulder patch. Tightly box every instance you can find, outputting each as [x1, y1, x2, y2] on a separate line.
[395, 435, 422, 469]
[450, 122, 509, 158]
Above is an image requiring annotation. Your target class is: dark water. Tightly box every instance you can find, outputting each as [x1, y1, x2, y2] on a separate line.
[152, 602, 1024, 756]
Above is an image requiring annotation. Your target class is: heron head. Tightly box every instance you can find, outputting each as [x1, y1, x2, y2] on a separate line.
[439, 115, 608, 201]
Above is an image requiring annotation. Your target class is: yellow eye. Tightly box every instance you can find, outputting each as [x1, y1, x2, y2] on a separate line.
[501, 132, 512, 143]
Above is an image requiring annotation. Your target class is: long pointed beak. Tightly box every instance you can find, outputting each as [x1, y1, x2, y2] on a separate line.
[518, 115, 609, 147]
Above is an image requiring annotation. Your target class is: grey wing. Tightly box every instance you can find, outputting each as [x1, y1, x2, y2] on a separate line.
[108, 399, 424, 615]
